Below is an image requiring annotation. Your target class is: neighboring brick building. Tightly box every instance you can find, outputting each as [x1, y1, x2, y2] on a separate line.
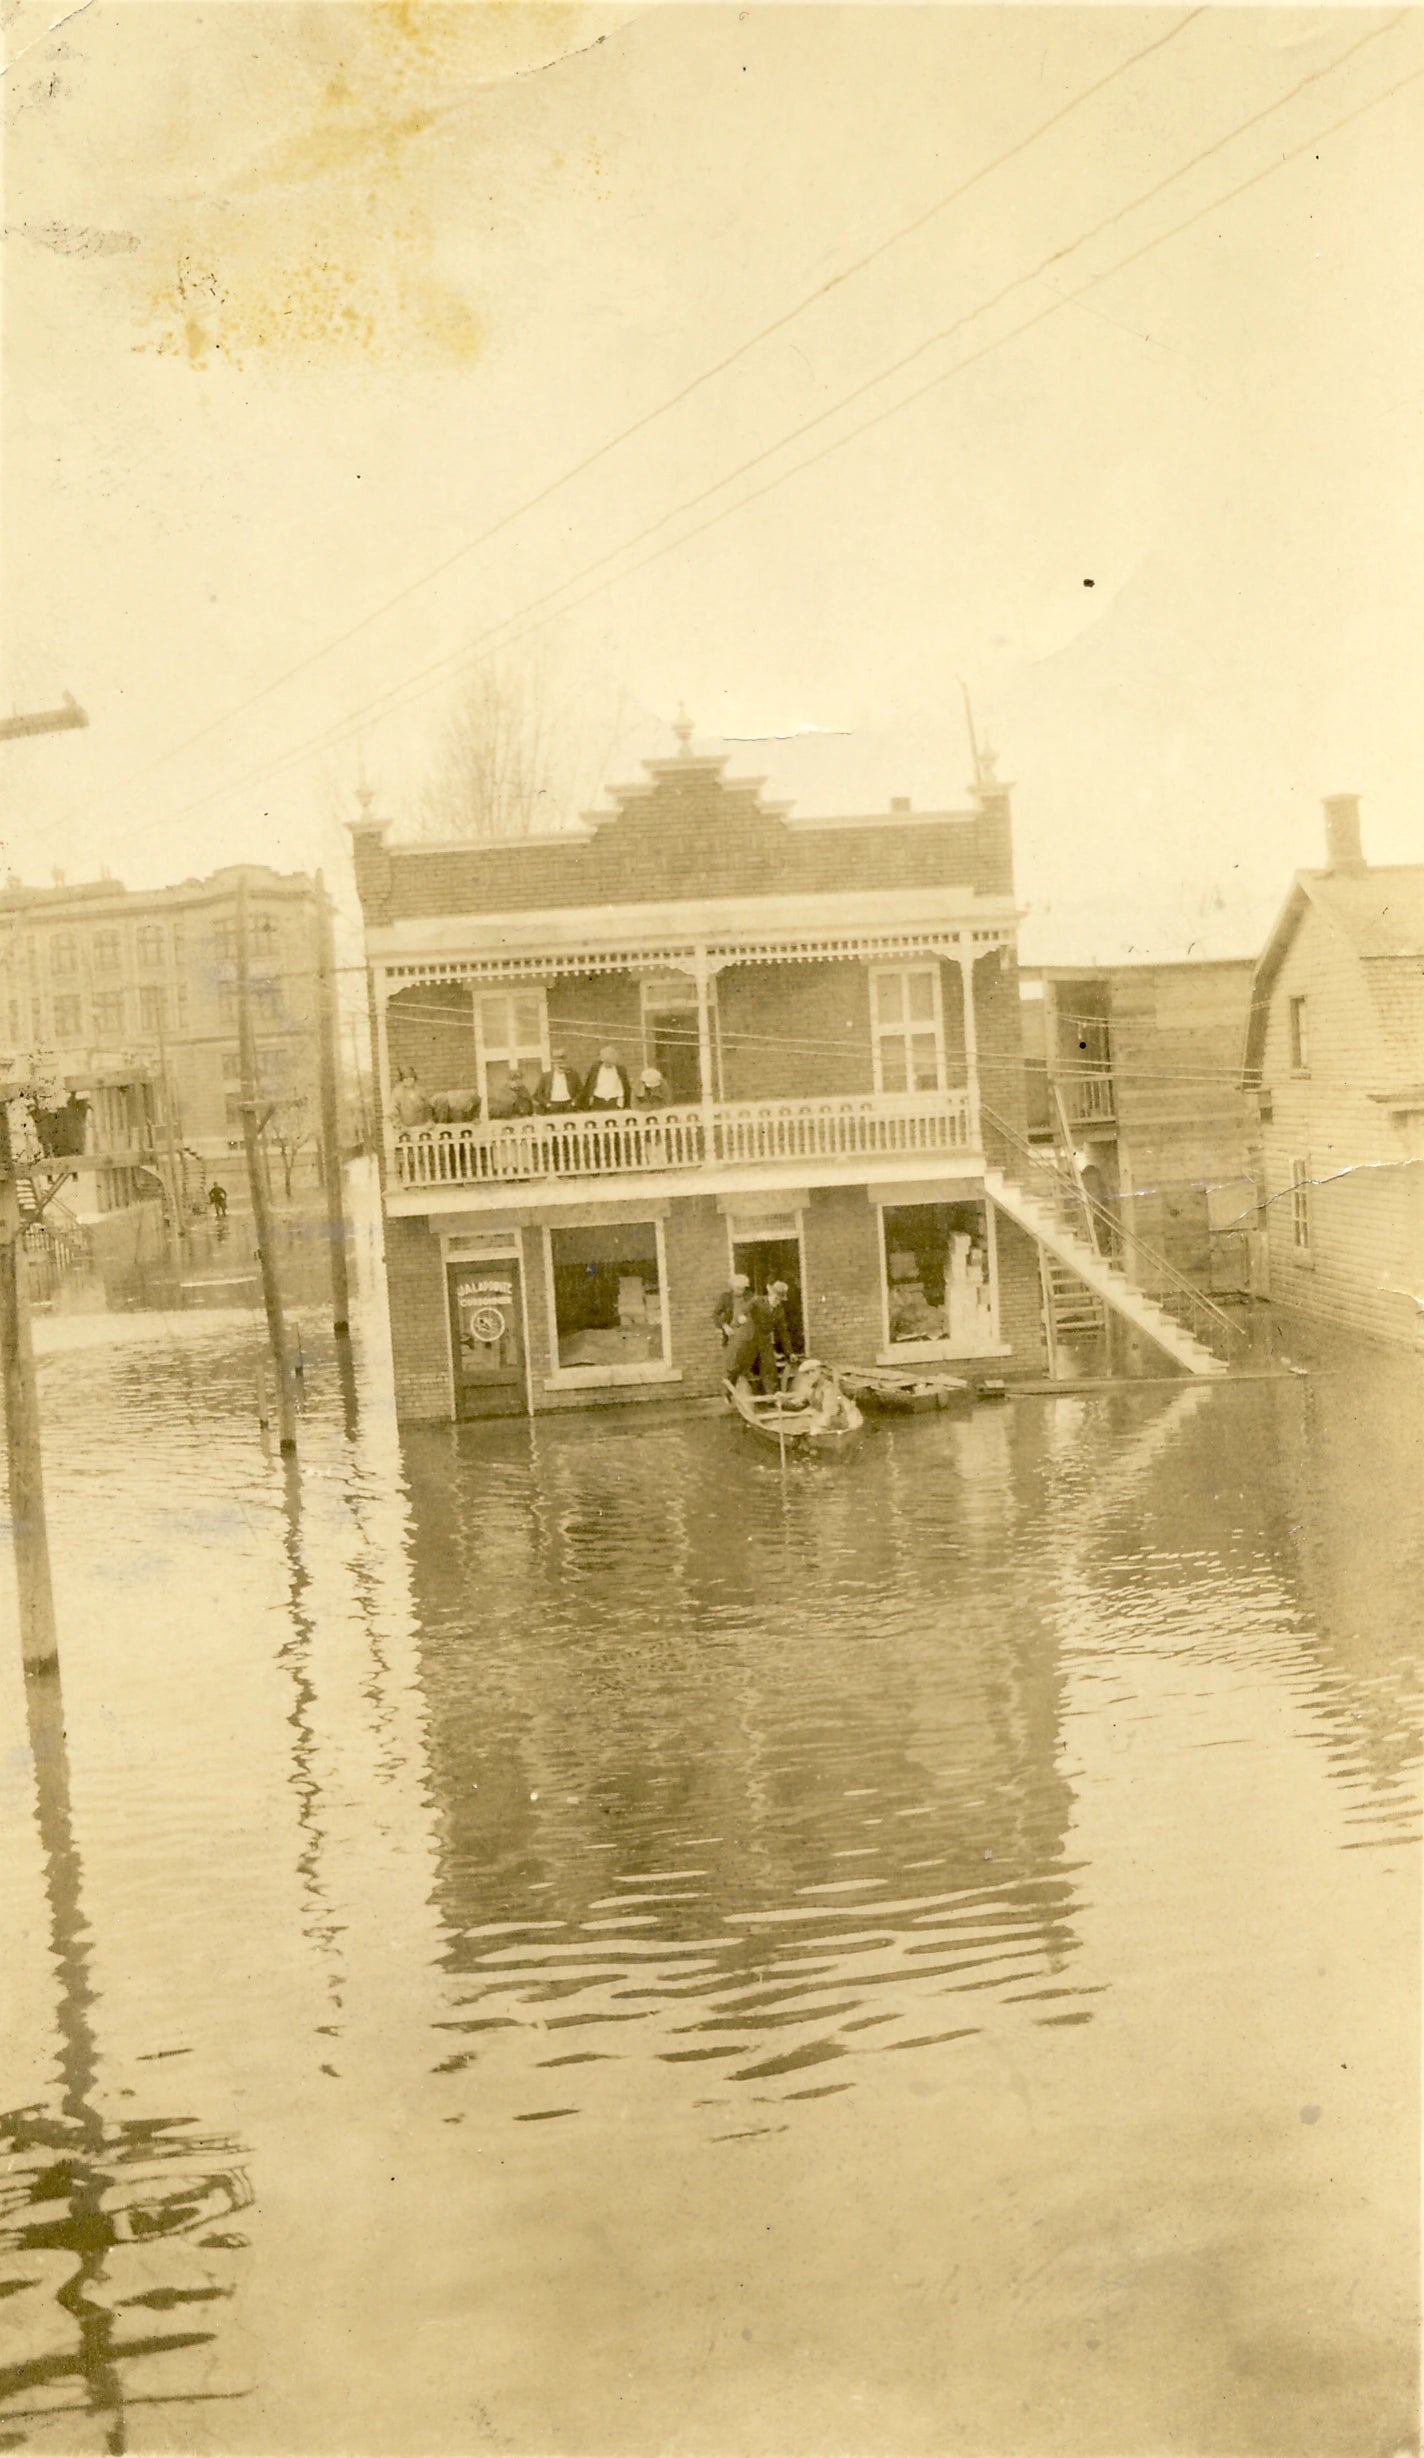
[1243, 796, 1424, 1346]
[1021, 958, 1260, 1294]
[351, 725, 1060, 1421]
[0, 863, 322, 1211]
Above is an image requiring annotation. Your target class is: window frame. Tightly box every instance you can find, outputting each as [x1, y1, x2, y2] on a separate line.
[138, 983, 167, 1034]
[52, 993, 82, 1040]
[92, 929, 123, 974]
[540, 1214, 677, 1388]
[868, 962, 947, 1098]
[1287, 994, 1309, 1074]
[135, 924, 166, 970]
[50, 935, 79, 978]
[474, 985, 549, 1108]
[1289, 1157, 1312, 1253]
[874, 1194, 1007, 1362]
[91, 989, 126, 1040]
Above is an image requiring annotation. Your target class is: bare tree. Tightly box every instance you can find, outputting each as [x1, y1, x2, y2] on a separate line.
[263, 1093, 315, 1202]
[416, 651, 635, 841]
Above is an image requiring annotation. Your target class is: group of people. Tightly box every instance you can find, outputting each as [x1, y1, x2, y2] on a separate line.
[715, 1272, 798, 1395]
[392, 1047, 674, 1130]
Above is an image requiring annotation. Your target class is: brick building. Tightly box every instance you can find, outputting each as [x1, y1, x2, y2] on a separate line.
[353, 727, 1234, 1423]
[1243, 796, 1424, 1346]
[0, 863, 322, 1211]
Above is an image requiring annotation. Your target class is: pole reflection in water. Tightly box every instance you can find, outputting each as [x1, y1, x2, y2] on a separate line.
[1, 1664, 252, 2448]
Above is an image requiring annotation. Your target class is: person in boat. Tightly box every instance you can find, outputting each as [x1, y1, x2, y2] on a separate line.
[534, 1052, 583, 1115]
[713, 1271, 752, 1346]
[724, 1287, 783, 1396]
[765, 1278, 799, 1375]
[584, 1045, 633, 1111]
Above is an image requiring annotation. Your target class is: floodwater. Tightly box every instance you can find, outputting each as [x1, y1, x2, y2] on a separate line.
[1, 1212, 1420, 2455]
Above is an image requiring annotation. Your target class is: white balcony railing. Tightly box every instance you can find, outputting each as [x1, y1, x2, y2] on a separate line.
[391, 1089, 975, 1191]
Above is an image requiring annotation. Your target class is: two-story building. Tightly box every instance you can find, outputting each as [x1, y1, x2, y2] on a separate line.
[353, 726, 1233, 1422]
[1244, 795, 1424, 1346]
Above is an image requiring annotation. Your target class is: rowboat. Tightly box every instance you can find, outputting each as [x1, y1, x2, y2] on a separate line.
[724, 1358, 864, 1454]
[836, 1364, 971, 1413]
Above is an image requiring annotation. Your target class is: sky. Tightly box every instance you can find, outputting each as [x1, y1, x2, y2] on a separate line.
[4, 1, 1423, 975]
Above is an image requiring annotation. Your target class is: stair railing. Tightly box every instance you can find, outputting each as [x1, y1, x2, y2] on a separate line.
[982, 1105, 1248, 1361]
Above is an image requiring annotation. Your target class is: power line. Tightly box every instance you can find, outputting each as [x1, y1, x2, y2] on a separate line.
[134, 18, 1418, 842]
[91, 13, 1204, 804]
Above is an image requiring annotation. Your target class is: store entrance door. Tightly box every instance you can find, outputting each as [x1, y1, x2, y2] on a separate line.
[730, 1233, 806, 1354]
[447, 1258, 526, 1419]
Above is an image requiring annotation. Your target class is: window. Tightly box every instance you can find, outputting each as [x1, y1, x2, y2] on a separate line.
[881, 1202, 995, 1351]
[51, 935, 78, 977]
[225, 1094, 247, 1130]
[136, 924, 165, 969]
[92, 929, 122, 972]
[7, 996, 21, 1042]
[213, 919, 238, 961]
[92, 991, 125, 1038]
[139, 984, 167, 1033]
[640, 976, 705, 1103]
[221, 1048, 242, 1079]
[548, 1221, 667, 1370]
[53, 995, 82, 1039]
[1290, 1158, 1311, 1252]
[871, 966, 944, 1094]
[477, 988, 547, 1111]
[1288, 994, 1309, 1072]
[251, 975, 279, 1019]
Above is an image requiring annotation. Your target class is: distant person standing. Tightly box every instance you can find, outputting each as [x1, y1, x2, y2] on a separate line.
[207, 1182, 228, 1221]
[584, 1046, 632, 1111]
[713, 1271, 752, 1347]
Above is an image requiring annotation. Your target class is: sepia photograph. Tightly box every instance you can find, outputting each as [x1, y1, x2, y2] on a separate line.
[1, 3, 1421, 2452]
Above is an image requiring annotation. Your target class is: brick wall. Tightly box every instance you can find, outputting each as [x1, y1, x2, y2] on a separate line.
[385, 1215, 454, 1419]
[802, 1186, 886, 1364]
[387, 980, 476, 1095]
[351, 765, 1013, 927]
[544, 973, 643, 1077]
[992, 1211, 1049, 1375]
[719, 962, 872, 1100]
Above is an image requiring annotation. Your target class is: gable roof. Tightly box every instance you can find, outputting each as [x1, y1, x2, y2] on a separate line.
[1244, 864, 1424, 1081]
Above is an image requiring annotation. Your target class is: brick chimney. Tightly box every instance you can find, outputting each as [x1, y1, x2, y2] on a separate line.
[1322, 792, 1366, 874]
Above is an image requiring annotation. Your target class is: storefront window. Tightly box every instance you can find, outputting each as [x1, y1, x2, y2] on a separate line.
[882, 1201, 994, 1349]
[549, 1221, 666, 1369]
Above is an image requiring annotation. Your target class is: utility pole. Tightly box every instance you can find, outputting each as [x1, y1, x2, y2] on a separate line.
[346, 1016, 371, 1153]
[0, 1098, 58, 1672]
[237, 872, 297, 1453]
[155, 1016, 187, 1269]
[0, 692, 87, 742]
[314, 874, 351, 1338]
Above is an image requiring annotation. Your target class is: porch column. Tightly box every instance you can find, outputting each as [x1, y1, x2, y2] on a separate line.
[955, 939, 982, 1150]
[693, 946, 716, 1166]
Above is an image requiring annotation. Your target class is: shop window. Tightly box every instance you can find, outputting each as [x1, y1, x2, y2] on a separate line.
[881, 1201, 995, 1350]
[478, 987, 546, 1113]
[871, 966, 944, 1094]
[1290, 1158, 1311, 1251]
[549, 1220, 666, 1369]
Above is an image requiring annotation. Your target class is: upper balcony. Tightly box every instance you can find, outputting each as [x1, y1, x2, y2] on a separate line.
[391, 1086, 975, 1204]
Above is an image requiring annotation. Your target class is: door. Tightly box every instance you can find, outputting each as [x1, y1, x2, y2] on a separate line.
[731, 1233, 806, 1354]
[447, 1259, 526, 1418]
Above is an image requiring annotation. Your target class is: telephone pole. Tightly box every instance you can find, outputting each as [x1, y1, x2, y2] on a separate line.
[237, 872, 297, 1452]
[0, 1099, 58, 1672]
[314, 874, 351, 1338]
[0, 690, 84, 1678]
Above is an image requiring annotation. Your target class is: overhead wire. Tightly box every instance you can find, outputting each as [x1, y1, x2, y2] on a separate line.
[120, 17, 1418, 844]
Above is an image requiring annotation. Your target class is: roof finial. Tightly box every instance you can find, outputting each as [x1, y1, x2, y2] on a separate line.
[672, 704, 694, 756]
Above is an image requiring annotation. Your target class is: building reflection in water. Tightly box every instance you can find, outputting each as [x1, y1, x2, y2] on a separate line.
[0, 1666, 252, 2446]
[399, 1402, 1086, 2116]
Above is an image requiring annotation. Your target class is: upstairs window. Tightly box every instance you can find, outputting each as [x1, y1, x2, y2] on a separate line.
[139, 984, 167, 1033]
[51, 935, 78, 977]
[53, 995, 82, 1039]
[870, 965, 944, 1095]
[92, 929, 122, 973]
[476, 988, 547, 1112]
[1288, 994, 1309, 1072]
[1290, 1158, 1311, 1251]
[92, 990, 125, 1039]
[136, 924, 165, 969]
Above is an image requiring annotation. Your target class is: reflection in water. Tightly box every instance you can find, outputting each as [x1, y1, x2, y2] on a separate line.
[0, 1279, 1418, 2452]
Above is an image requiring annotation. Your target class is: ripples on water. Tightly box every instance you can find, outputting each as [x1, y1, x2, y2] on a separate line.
[1, 1291, 1419, 2448]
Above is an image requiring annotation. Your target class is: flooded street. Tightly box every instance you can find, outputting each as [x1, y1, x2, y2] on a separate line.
[1, 1227, 1419, 2455]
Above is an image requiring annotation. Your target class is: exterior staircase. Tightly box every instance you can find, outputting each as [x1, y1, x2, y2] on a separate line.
[986, 1167, 1228, 1375]
[1041, 1251, 1107, 1340]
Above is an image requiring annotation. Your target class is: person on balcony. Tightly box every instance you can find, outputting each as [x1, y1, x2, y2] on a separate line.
[634, 1065, 671, 1109]
[485, 1068, 535, 1121]
[584, 1045, 632, 1111]
[392, 1068, 432, 1130]
[534, 1052, 583, 1115]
